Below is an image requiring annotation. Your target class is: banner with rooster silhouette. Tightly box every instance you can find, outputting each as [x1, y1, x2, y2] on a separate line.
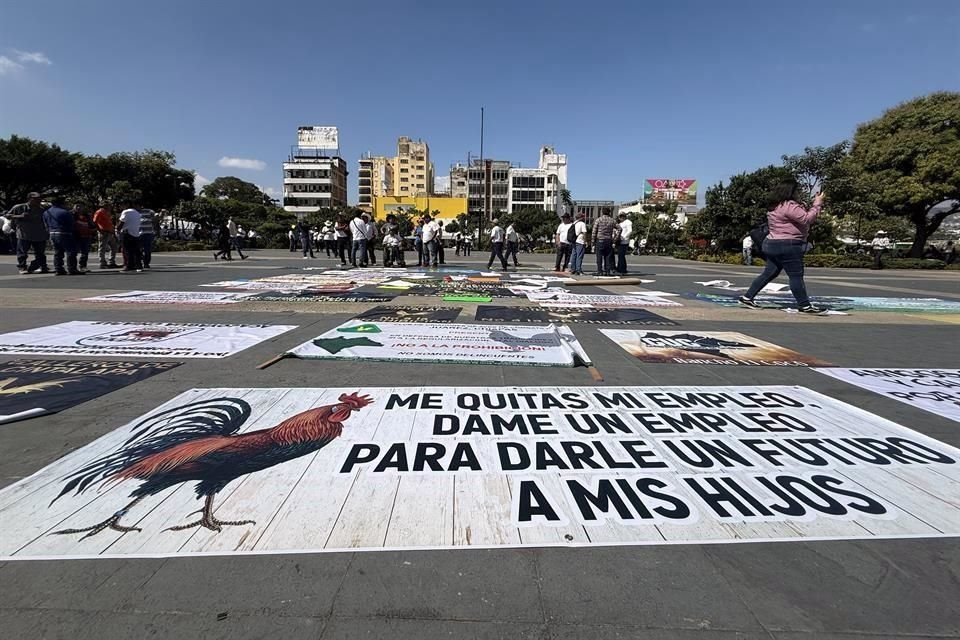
[1, 385, 959, 559]
[600, 329, 830, 366]
[288, 321, 592, 366]
[0, 321, 297, 358]
[0, 359, 181, 424]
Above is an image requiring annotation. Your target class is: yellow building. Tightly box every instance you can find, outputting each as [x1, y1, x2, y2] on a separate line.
[391, 137, 433, 197]
[373, 195, 467, 229]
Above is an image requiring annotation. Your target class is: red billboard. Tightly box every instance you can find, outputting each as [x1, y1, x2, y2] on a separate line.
[644, 179, 697, 205]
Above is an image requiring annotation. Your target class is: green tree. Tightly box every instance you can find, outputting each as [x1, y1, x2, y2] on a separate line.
[841, 92, 960, 256]
[781, 142, 848, 205]
[201, 176, 273, 206]
[500, 208, 560, 245]
[76, 150, 194, 209]
[689, 166, 796, 250]
[0, 135, 80, 208]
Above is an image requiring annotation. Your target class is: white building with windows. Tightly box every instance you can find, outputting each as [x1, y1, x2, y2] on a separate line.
[282, 154, 348, 215]
[506, 146, 567, 214]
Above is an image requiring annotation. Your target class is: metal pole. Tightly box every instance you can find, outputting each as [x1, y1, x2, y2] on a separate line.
[478, 107, 485, 250]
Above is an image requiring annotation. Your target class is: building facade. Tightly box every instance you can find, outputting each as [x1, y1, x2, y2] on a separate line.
[449, 163, 468, 199]
[467, 159, 511, 219]
[574, 200, 616, 226]
[392, 136, 434, 197]
[282, 153, 348, 215]
[373, 195, 467, 229]
[538, 146, 568, 186]
[358, 154, 393, 212]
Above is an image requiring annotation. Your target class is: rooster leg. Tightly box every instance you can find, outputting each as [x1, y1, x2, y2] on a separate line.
[50, 497, 144, 539]
[166, 494, 256, 533]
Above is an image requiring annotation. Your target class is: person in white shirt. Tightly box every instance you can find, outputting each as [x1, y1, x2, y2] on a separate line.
[227, 217, 246, 260]
[421, 215, 441, 267]
[742, 235, 754, 265]
[118, 204, 143, 272]
[347, 213, 367, 267]
[615, 213, 633, 274]
[322, 222, 335, 257]
[569, 213, 588, 275]
[288, 225, 297, 252]
[505, 222, 520, 267]
[871, 230, 891, 270]
[364, 215, 379, 265]
[554, 213, 573, 272]
[486, 218, 508, 270]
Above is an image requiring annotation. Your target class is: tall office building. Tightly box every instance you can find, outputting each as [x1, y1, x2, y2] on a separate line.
[392, 136, 433, 197]
[467, 159, 511, 219]
[506, 146, 568, 214]
[449, 163, 468, 199]
[282, 127, 348, 215]
[357, 154, 393, 212]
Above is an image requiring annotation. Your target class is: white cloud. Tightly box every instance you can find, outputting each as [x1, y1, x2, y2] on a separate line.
[194, 173, 211, 193]
[0, 56, 23, 75]
[14, 50, 52, 65]
[218, 156, 266, 171]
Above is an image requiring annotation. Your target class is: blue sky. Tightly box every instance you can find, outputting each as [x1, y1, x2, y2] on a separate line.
[1, 0, 958, 205]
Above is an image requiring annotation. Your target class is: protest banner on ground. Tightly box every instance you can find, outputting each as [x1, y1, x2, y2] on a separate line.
[691, 293, 960, 313]
[353, 306, 462, 323]
[601, 330, 830, 366]
[526, 292, 682, 308]
[0, 321, 296, 358]
[201, 279, 358, 292]
[0, 360, 181, 424]
[247, 291, 397, 303]
[476, 306, 678, 326]
[288, 321, 592, 367]
[816, 368, 960, 423]
[79, 291, 259, 305]
[2, 384, 957, 559]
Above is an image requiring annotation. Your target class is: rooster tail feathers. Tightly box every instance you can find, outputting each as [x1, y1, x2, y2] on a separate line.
[52, 397, 251, 504]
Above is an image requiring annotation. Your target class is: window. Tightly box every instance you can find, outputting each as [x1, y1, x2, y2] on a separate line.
[400, 158, 409, 164]
[400, 168, 408, 173]
[401, 177, 409, 182]
[401, 186, 409, 191]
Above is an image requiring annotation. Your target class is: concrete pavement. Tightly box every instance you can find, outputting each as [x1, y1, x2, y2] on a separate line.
[0, 249, 958, 639]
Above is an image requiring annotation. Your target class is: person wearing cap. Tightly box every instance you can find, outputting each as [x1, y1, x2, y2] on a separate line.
[871, 230, 890, 270]
[334, 215, 350, 265]
[348, 211, 367, 267]
[554, 213, 573, 272]
[288, 224, 297, 252]
[117, 201, 144, 272]
[379, 214, 399, 267]
[570, 213, 588, 275]
[43, 195, 82, 275]
[73, 205, 97, 272]
[322, 220, 335, 257]
[616, 212, 633, 274]
[486, 218, 508, 271]
[7, 192, 50, 274]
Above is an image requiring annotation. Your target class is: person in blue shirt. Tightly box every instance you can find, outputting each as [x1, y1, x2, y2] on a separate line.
[42, 196, 82, 275]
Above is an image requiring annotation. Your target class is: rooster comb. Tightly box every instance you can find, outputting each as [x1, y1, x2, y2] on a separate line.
[338, 392, 374, 409]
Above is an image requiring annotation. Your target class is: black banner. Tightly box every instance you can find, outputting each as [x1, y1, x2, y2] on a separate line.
[475, 306, 679, 325]
[353, 306, 463, 323]
[0, 359, 181, 424]
[248, 291, 397, 303]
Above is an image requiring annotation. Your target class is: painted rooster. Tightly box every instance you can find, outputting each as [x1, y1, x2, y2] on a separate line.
[51, 392, 373, 538]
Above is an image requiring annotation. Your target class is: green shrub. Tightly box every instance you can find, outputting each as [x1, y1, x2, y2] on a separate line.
[802, 254, 871, 268]
[884, 258, 945, 270]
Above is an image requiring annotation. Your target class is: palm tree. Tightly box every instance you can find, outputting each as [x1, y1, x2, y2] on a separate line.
[560, 188, 574, 216]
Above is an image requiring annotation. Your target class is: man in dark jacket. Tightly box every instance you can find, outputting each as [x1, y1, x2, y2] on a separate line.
[591, 208, 617, 275]
[42, 196, 82, 275]
[7, 192, 50, 274]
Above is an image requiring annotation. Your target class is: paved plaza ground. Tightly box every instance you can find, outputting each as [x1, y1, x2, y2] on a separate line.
[0, 248, 958, 639]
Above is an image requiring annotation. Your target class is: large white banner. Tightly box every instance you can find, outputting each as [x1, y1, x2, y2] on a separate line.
[289, 321, 592, 367]
[817, 368, 960, 424]
[526, 292, 681, 308]
[80, 291, 259, 305]
[0, 321, 296, 359]
[2, 385, 958, 560]
[297, 126, 339, 149]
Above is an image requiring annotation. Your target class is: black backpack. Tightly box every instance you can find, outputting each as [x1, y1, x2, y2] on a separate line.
[565, 223, 577, 244]
[749, 222, 769, 257]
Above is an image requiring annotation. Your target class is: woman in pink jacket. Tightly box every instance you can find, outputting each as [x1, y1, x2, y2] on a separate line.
[739, 181, 825, 314]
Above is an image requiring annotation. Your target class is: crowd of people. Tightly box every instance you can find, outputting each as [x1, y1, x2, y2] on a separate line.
[1, 192, 158, 274]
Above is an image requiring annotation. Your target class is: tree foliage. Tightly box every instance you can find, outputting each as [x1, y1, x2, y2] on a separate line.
[499, 208, 560, 244]
[75, 150, 194, 209]
[837, 92, 960, 256]
[201, 176, 273, 206]
[0, 135, 79, 208]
